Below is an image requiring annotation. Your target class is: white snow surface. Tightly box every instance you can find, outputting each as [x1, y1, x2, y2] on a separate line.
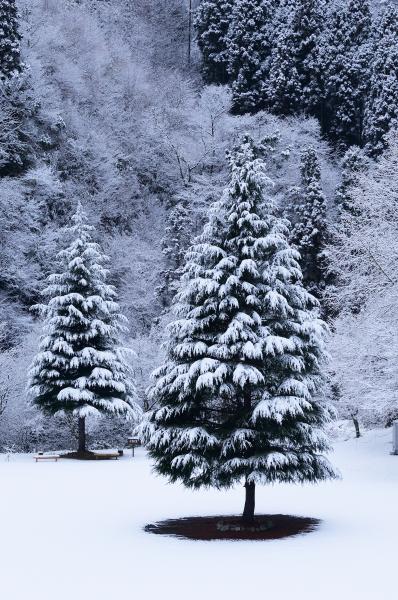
[0, 428, 396, 600]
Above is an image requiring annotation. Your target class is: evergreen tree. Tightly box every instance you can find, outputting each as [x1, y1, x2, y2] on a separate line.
[293, 0, 324, 115]
[156, 201, 193, 308]
[266, 21, 302, 115]
[28, 203, 141, 453]
[227, 0, 276, 114]
[335, 146, 367, 220]
[0, 74, 38, 176]
[195, 0, 234, 84]
[266, 0, 324, 116]
[141, 136, 336, 521]
[363, 6, 398, 157]
[319, 0, 372, 146]
[0, 0, 22, 80]
[290, 147, 328, 297]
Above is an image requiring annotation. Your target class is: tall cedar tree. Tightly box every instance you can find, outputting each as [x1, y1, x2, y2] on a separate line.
[195, 0, 234, 84]
[266, 21, 301, 115]
[290, 147, 328, 298]
[363, 6, 398, 157]
[335, 146, 367, 221]
[28, 204, 141, 452]
[266, 0, 324, 117]
[227, 0, 276, 114]
[141, 136, 336, 521]
[156, 202, 193, 308]
[0, 0, 22, 80]
[0, 74, 38, 176]
[319, 0, 371, 147]
[324, 146, 367, 316]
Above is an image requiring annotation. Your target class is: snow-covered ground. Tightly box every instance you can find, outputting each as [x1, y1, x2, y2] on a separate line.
[0, 428, 396, 600]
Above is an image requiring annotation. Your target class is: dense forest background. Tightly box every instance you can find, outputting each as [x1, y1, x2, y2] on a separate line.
[0, 0, 397, 451]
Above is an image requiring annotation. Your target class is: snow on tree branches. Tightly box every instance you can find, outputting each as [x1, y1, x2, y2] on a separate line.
[156, 202, 193, 309]
[0, 0, 22, 80]
[141, 135, 337, 521]
[290, 147, 328, 298]
[363, 6, 398, 157]
[227, 0, 275, 114]
[195, 0, 234, 84]
[28, 203, 141, 452]
[266, 0, 323, 117]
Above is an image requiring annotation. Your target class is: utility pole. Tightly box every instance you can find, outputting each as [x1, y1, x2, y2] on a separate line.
[188, 0, 192, 67]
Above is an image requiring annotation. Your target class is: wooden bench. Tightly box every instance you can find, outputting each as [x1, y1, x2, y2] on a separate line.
[34, 454, 60, 463]
[127, 437, 140, 456]
[93, 452, 119, 460]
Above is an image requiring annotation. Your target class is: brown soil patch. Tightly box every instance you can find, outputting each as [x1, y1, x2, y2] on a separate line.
[144, 514, 320, 541]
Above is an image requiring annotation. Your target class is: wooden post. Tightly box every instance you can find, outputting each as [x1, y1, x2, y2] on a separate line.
[392, 421, 398, 455]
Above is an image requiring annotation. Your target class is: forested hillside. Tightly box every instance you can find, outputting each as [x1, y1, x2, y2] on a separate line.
[0, 0, 397, 451]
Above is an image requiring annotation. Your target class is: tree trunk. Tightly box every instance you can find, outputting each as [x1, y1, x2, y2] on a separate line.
[78, 416, 86, 452]
[242, 481, 255, 522]
[352, 416, 361, 438]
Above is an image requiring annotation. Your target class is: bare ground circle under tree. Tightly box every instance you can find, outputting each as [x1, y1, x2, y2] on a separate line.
[144, 514, 321, 541]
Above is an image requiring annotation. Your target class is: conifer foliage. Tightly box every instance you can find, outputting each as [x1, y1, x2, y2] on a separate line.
[194, 0, 398, 151]
[363, 6, 398, 157]
[335, 146, 367, 221]
[156, 202, 193, 308]
[319, 0, 371, 146]
[28, 204, 141, 453]
[266, 0, 323, 116]
[195, 0, 233, 84]
[141, 136, 336, 521]
[227, 0, 275, 114]
[0, 0, 22, 80]
[290, 147, 328, 297]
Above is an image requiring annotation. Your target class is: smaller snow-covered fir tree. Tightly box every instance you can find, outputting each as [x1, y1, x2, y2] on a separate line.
[290, 147, 328, 298]
[194, 0, 234, 84]
[28, 203, 141, 453]
[363, 6, 398, 156]
[141, 135, 337, 522]
[0, 0, 22, 80]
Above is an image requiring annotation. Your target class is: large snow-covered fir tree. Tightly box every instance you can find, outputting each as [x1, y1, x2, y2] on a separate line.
[0, 0, 22, 80]
[290, 147, 328, 299]
[195, 0, 234, 84]
[363, 6, 398, 157]
[227, 0, 276, 114]
[141, 136, 336, 521]
[28, 203, 141, 453]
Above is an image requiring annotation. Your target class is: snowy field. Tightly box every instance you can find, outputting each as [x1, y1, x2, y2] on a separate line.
[0, 428, 396, 600]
